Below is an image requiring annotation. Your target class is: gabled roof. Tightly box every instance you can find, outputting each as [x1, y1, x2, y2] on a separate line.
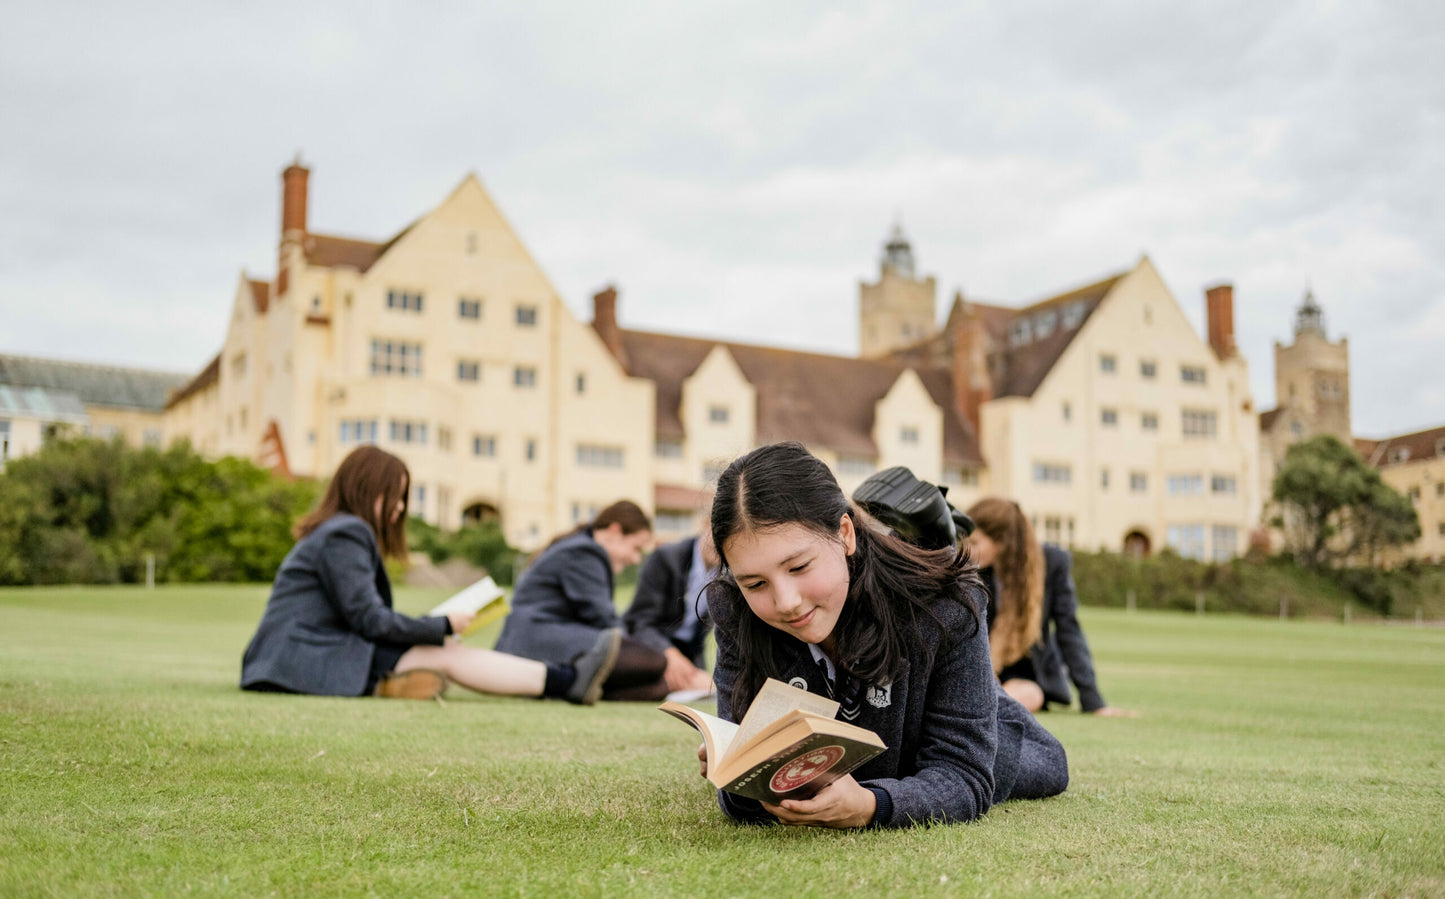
[892, 271, 1126, 400]
[1361, 424, 1445, 468]
[1259, 408, 1283, 432]
[165, 353, 220, 409]
[616, 329, 982, 465]
[0, 354, 189, 412]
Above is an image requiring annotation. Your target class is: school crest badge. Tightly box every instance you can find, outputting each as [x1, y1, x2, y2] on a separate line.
[866, 683, 892, 709]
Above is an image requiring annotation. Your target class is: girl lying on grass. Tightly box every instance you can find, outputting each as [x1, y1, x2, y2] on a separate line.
[700, 442, 1068, 828]
[240, 445, 618, 705]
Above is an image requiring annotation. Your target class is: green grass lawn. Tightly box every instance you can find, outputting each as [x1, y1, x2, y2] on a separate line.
[2, 585, 1443, 898]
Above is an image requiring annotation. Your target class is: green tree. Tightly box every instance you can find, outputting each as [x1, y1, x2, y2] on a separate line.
[0, 437, 318, 585]
[1271, 435, 1420, 568]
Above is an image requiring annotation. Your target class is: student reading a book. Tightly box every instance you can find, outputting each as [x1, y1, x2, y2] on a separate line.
[240, 446, 620, 705]
[496, 501, 670, 700]
[702, 442, 1069, 828]
[964, 497, 1134, 717]
[622, 529, 720, 696]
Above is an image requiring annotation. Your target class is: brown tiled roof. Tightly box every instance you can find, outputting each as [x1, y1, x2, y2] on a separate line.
[654, 483, 711, 511]
[1259, 408, 1282, 431]
[166, 353, 220, 409]
[304, 233, 388, 272]
[1354, 437, 1379, 458]
[616, 329, 982, 465]
[248, 279, 270, 314]
[890, 272, 1125, 400]
[1361, 423, 1445, 468]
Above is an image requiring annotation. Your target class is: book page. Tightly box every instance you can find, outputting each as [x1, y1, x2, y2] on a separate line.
[428, 576, 505, 617]
[731, 678, 839, 757]
[659, 702, 740, 766]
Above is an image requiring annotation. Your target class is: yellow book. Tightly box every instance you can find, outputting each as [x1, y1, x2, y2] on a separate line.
[427, 577, 510, 637]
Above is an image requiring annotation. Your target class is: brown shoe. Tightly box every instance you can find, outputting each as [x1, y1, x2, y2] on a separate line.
[373, 668, 449, 700]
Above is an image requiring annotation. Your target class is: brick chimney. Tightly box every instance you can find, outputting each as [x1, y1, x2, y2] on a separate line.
[591, 285, 629, 371]
[276, 157, 309, 297]
[950, 300, 991, 433]
[1205, 282, 1236, 358]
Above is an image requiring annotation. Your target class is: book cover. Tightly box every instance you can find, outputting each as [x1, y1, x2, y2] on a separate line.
[427, 576, 509, 637]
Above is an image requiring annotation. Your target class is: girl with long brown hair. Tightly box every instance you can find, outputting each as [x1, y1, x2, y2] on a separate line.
[965, 497, 1132, 716]
[241, 445, 619, 704]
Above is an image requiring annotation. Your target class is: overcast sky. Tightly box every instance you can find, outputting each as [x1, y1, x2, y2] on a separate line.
[2, 2, 1441, 437]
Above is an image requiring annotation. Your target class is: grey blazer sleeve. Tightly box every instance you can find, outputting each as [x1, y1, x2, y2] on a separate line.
[1046, 549, 1105, 712]
[318, 523, 448, 645]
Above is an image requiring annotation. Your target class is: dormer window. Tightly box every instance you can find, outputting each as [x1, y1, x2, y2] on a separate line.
[1391, 447, 1410, 463]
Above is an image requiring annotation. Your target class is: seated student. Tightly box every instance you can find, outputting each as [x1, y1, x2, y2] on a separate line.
[495, 502, 668, 700]
[241, 446, 618, 705]
[701, 442, 1068, 828]
[964, 497, 1134, 717]
[622, 530, 720, 695]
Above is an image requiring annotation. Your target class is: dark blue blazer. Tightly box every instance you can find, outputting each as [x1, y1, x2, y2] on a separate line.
[240, 514, 447, 696]
[711, 579, 1067, 828]
[623, 537, 709, 667]
[494, 531, 618, 664]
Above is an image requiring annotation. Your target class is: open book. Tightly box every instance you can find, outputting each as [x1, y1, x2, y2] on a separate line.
[659, 677, 885, 802]
[427, 576, 510, 638]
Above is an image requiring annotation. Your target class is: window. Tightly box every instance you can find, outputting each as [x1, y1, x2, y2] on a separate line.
[525, 438, 537, 462]
[1408, 486, 1421, 502]
[576, 444, 625, 468]
[1211, 475, 1237, 495]
[1101, 408, 1118, 427]
[1182, 409, 1217, 439]
[4, 417, 15, 459]
[1167, 474, 1204, 495]
[1290, 421, 1304, 439]
[1140, 360, 1157, 379]
[458, 298, 482, 320]
[1167, 524, 1206, 560]
[1033, 310, 1057, 338]
[389, 419, 428, 445]
[386, 290, 424, 312]
[1391, 447, 1410, 463]
[1061, 301, 1086, 329]
[1130, 472, 1148, 493]
[1101, 468, 1110, 490]
[1439, 522, 1445, 537]
[655, 438, 683, 459]
[655, 510, 693, 533]
[232, 353, 247, 378]
[1033, 463, 1072, 485]
[575, 373, 586, 394]
[1044, 516, 1062, 543]
[838, 456, 877, 477]
[1062, 402, 1072, 423]
[472, 435, 496, 457]
[338, 419, 378, 447]
[466, 232, 477, 254]
[513, 366, 537, 388]
[1181, 365, 1207, 385]
[709, 405, 730, 425]
[571, 503, 600, 524]
[941, 467, 980, 487]
[702, 459, 729, 483]
[1211, 525, 1238, 562]
[515, 305, 538, 327]
[370, 340, 423, 377]
[1437, 483, 1444, 498]
[457, 361, 480, 382]
[437, 427, 452, 452]
[900, 426, 919, 445]
[1099, 354, 1117, 374]
[1142, 412, 1159, 432]
[1009, 318, 1033, 347]
[411, 483, 426, 516]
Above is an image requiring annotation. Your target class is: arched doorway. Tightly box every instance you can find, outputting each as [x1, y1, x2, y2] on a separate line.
[461, 501, 501, 526]
[1123, 530, 1151, 559]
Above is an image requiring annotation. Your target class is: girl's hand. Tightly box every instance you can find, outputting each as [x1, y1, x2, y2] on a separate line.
[697, 742, 708, 778]
[761, 775, 877, 829]
[447, 611, 476, 636]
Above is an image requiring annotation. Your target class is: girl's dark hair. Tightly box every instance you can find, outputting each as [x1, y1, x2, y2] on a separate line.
[966, 497, 1044, 673]
[710, 442, 981, 708]
[543, 499, 652, 549]
[294, 445, 410, 559]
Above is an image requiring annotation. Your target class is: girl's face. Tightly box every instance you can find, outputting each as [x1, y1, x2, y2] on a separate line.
[374, 475, 408, 526]
[724, 516, 855, 653]
[965, 530, 999, 568]
[595, 523, 653, 573]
